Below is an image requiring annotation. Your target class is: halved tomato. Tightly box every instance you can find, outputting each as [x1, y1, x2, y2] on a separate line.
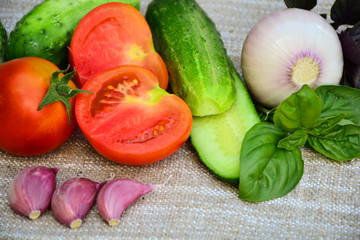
[75, 65, 192, 165]
[69, 2, 168, 90]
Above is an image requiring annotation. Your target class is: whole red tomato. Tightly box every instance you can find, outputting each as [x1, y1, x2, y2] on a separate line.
[0, 57, 77, 156]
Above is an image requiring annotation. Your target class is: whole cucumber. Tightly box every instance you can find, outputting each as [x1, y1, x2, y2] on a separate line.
[146, 0, 236, 116]
[5, 0, 140, 68]
[0, 21, 7, 64]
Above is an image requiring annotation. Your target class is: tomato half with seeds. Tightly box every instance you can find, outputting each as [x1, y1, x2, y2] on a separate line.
[75, 65, 192, 165]
[69, 2, 168, 90]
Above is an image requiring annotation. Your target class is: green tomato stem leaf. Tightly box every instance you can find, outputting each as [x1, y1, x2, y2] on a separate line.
[239, 122, 304, 202]
[38, 67, 92, 125]
[307, 124, 360, 161]
[284, 0, 317, 10]
[274, 84, 323, 133]
[315, 85, 360, 125]
[278, 129, 308, 150]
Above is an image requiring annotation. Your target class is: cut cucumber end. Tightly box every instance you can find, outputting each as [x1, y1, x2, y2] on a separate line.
[190, 78, 260, 183]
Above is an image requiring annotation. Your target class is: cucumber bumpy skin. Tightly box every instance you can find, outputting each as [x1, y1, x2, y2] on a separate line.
[5, 0, 140, 68]
[145, 0, 236, 117]
[191, 69, 260, 184]
[0, 21, 7, 64]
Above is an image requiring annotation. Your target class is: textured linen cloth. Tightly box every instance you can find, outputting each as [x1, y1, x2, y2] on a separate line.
[0, 0, 359, 239]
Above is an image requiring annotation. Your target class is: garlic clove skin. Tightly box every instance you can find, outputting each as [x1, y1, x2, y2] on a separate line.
[241, 8, 343, 109]
[51, 177, 104, 229]
[97, 178, 157, 226]
[7, 166, 58, 220]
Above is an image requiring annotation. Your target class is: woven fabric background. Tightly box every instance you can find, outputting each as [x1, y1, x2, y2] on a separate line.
[0, 0, 359, 239]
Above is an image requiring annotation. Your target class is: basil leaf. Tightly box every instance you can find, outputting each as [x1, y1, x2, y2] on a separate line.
[308, 113, 346, 135]
[308, 124, 360, 161]
[278, 129, 308, 150]
[315, 85, 360, 125]
[284, 0, 317, 10]
[274, 85, 323, 133]
[330, 0, 360, 29]
[239, 122, 304, 202]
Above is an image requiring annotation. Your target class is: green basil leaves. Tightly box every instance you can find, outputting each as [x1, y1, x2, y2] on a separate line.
[308, 124, 360, 161]
[274, 85, 323, 132]
[239, 123, 303, 202]
[239, 84, 360, 202]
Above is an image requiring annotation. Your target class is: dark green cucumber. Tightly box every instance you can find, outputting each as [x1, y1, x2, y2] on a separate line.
[190, 67, 260, 184]
[146, 0, 236, 116]
[0, 21, 7, 64]
[5, 0, 140, 68]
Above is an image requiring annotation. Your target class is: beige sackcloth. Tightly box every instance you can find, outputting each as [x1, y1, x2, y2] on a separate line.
[0, 0, 359, 239]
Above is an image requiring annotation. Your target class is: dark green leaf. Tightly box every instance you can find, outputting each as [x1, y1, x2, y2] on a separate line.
[330, 0, 360, 29]
[278, 129, 308, 150]
[315, 85, 360, 125]
[274, 85, 323, 133]
[308, 124, 360, 161]
[308, 113, 346, 136]
[284, 0, 317, 10]
[239, 122, 304, 202]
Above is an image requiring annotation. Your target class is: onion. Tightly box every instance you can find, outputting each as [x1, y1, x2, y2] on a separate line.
[241, 8, 343, 108]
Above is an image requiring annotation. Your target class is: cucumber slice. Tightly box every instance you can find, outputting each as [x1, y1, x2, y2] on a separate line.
[190, 72, 259, 184]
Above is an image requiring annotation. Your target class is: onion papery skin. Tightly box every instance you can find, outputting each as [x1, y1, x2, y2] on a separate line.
[241, 8, 343, 109]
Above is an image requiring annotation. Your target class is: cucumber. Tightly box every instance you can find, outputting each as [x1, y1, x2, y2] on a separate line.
[0, 21, 7, 64]
[5, 0, 140, 68]
[145, 0, 236, 116]
[190, 68, 260, 184]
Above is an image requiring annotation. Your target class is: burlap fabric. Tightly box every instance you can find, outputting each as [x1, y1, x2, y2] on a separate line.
[0, 0, 359, 239]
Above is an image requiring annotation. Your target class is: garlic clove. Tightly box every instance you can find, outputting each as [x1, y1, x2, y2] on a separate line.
[7, 166, 58, 220]
[51, 177, 105, 229]
[97, 178, 157, 226]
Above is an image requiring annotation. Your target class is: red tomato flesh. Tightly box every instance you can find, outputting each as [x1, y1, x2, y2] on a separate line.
[0, 57, 77, 156]
[75, 65, 192, 165]
[69, 2, 168, 90]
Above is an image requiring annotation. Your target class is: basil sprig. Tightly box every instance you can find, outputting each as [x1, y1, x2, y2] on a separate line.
[239, 84, 360, 202]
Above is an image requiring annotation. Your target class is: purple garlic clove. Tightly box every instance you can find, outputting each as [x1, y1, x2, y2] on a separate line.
[97, 178, 157, 226]
[51, 177, 105, 229]
[7, 166, 59, 220]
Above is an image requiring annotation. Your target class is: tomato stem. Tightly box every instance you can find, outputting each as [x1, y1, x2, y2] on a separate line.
[38, 66, 92, 125]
